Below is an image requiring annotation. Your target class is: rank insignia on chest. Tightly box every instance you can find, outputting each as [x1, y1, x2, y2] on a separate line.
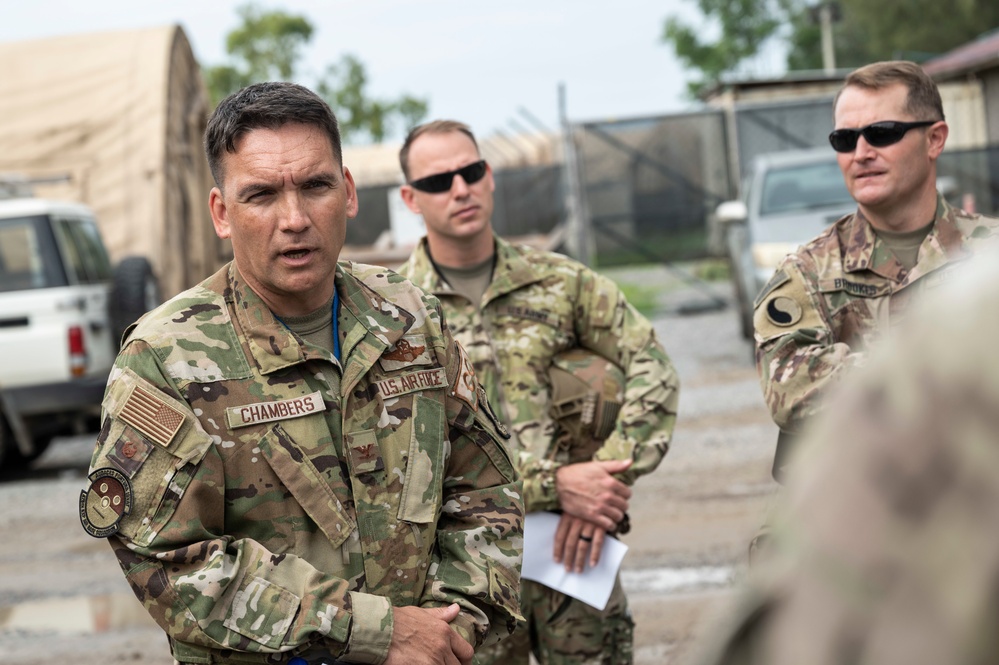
[79, 467, 132, 538]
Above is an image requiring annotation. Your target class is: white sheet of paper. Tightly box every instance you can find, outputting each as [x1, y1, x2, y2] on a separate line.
[521, 511, 629, 611]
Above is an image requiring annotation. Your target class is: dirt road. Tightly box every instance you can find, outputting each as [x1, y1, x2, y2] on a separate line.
[0, 274, 779, 665]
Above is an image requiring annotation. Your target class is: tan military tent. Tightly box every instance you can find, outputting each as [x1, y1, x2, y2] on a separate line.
[0, 25, 225, 298]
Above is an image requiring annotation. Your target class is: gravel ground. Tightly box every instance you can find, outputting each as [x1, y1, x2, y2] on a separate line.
[0, 269, 779, 665]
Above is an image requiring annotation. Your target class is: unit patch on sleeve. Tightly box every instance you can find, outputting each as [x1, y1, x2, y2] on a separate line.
[451, 342, 479, 412]
[375, 367, 448, 398]
[765, 296, 803, 326]
[79, 467, 133, 538]
[107, 427, 155, 478]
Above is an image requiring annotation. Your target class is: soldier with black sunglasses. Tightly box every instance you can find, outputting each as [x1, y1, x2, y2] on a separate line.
[752, 61, 999, 503]
[396, 120, 680, 665]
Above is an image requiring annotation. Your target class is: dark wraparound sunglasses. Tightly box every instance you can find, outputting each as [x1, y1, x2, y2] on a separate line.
[408, 160, 487, 193]
[828, 120, 938, 153]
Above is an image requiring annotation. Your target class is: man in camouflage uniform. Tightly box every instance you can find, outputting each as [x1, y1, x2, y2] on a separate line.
[79, 83, 523, 665]
[396, 120, 680, 664]
[754, 61, 999, 477]
[702, 249, 999, 665]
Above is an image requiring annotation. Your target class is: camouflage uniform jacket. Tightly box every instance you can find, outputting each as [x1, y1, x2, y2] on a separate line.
[705, 249, 999, 665]
[398, 236, 679, 512]
[754, 194, 999, 433]
[84, 262, 523, 665]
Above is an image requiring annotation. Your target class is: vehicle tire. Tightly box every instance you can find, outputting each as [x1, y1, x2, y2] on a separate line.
[2, 433, 52, 471]
[111, 256, 161, 346]
[0, 413, 8, 473]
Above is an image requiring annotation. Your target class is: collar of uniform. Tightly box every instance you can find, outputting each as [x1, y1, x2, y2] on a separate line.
[838, 193, 963, 281]
[400, 237, 449, 295]
[483, 235, 544, 302]
[901, 194, 976, 284]
[334, 262, 413, 392]
[401, 235, 543, 304]
[226, 262, 308, 374]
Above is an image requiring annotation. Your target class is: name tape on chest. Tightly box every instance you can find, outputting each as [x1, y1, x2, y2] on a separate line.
[819, 278, 889, 298]
[375, 367, 448, 398]
[226, 391, 325, 429]
[495, 305, 560, 328]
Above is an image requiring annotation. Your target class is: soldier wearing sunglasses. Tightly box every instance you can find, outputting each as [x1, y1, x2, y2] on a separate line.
[397, 120, 680, 665]
[753, 61, 999, 488]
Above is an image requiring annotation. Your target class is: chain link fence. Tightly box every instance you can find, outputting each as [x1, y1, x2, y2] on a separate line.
[345, 105, 999, 271]
[572, 112, 732, 266]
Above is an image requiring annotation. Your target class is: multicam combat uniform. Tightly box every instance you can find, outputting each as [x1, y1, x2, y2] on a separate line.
[754, 195, 999, 438]
[399, 236, 680, 664]
[81, 262, 523, 665]
[704, 249, 999, 665]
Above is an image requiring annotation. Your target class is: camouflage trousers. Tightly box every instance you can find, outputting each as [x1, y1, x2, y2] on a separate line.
[474, 576, 633, 665]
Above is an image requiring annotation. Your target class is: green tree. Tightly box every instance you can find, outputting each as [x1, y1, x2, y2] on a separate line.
[203, 3, 427, 143]
[663, 0, 999, 95]
[661, 0, 787, 98]
[203, 4, 312, 102]
[832, 0, 999, 68]
[317, 54, 428, 144]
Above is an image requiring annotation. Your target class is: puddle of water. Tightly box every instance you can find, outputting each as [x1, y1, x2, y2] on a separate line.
[621, 565, 734, 595]
[0, 593, 156, 635]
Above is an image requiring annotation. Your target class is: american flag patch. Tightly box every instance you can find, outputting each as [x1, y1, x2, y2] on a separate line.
[119, 386, 185, 448]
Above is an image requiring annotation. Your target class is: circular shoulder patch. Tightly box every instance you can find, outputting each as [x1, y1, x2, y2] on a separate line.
[79, 467, 132, 538]
[766, 296, 803, 327]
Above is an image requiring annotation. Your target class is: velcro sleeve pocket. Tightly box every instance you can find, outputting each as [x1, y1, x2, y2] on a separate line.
[398, 396, 445, 524]
[223, 576, 300, 649]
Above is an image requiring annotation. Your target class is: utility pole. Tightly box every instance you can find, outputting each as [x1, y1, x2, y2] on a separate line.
[814, 1, 840, 74]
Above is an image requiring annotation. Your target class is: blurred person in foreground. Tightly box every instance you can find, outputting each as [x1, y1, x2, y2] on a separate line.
[79, 82, 523, 665]
[754, 60, 999, 484]
[395, 120, 680, 664]
[700, 245, 999, 665]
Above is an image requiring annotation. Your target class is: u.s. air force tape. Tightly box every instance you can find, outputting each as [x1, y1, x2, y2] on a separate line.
[80, 467, 132, 538]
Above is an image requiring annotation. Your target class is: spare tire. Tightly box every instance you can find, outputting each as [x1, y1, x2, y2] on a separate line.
[111, 256, 161, 347]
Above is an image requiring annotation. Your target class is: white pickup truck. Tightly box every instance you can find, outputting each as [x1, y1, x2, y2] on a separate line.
[0, 192, 159, 472]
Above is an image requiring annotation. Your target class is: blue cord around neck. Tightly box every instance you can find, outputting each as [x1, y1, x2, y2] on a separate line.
[332, 288, 340, 362]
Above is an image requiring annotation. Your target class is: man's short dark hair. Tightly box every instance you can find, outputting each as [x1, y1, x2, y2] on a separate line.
[835, 61, 946, 123]
[399, 120, 479, 181]
[204, 81, 343, 188]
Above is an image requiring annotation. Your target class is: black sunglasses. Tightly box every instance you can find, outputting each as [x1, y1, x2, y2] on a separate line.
[828, 120, 937, 153]
[408, 160, 488, 193]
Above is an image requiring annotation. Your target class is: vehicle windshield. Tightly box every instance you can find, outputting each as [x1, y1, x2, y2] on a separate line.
[0, 216, 67, 292]
[760, 161, 853, 215]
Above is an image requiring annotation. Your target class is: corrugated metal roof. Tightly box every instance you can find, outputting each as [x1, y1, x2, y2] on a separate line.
[923, 30, 999, 78]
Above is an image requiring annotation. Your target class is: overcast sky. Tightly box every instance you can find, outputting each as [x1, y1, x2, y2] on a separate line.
[0, 0, 734, 143]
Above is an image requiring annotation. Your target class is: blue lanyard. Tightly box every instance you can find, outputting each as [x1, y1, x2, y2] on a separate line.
[332, 288, 341, 362]
[274, 287, 340, 361]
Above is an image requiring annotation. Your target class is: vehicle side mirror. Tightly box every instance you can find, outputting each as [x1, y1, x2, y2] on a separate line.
[716, 200, 748, 225]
